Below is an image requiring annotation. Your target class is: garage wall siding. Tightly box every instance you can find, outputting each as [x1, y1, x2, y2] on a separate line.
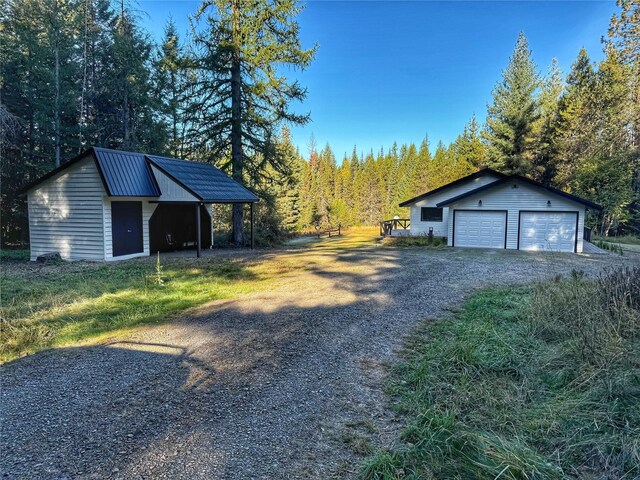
[408, 173, 502, 237]
[103, 198, 158, 260]
[445, 180, 586, 252]
[150, 165, 199, 202]
[28, 156, 106, 261]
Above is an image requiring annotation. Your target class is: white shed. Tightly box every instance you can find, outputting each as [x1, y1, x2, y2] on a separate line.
[21, 147, 259, 261]
[395, 169, 601, 253]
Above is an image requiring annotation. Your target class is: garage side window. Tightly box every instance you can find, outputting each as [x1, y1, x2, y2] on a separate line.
[421, 207, 443, 222]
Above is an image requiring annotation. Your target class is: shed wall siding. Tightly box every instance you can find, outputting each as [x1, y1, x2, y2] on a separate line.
[150, 165, 199, 202]
[408, 174, 502, 237]
[445, 180, 586, 252]
[28, 157, 106, 261]
[103, 198, 157, 260]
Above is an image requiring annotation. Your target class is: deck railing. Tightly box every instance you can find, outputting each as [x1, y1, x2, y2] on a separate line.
[380, 218, 410, 236]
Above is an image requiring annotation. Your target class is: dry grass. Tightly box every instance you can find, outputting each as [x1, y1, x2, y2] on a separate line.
[363, 267, 640, 480]
[0, 229, 380, 363]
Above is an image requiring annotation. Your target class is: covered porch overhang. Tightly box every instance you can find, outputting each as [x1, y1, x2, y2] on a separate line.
[149, 200, 256, 257]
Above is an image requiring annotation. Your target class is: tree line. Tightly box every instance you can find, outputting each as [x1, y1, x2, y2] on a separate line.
[1, 0, 638, 246]
[292, 14, 639, 236]
[1, 0, 315, 245]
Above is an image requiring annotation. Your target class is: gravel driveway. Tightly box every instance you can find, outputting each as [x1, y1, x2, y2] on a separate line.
[2, 238, 638, 479]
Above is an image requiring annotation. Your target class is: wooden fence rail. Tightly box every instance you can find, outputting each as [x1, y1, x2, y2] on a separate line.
[315, 225, 341, 238]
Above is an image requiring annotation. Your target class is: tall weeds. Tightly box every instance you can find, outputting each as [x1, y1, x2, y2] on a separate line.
[364, 266, 640, 480]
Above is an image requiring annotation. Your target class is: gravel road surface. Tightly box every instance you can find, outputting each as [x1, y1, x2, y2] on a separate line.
[2, 238, 637, 479]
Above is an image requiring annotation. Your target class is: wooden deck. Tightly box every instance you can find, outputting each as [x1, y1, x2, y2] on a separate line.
[379, 218, 410, 236]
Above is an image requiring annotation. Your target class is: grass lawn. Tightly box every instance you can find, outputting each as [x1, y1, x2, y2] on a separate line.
[363, 267, 640, 480]
[593, 234, 640, 253]
[593, 234, 640, 246]
[0, 228, 380, 363]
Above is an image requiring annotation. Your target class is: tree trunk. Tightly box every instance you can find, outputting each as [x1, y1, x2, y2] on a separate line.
[79, 0, 90, 152]
[53, 0, 61, 167]
[171, 71, 178, 155]
[230, 0, 244, 245]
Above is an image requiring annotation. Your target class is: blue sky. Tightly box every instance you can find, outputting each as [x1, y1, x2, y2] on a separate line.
[140, 1, 617, 159]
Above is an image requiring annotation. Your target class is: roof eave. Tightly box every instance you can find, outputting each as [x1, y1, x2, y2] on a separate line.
[398, 168, 507, 207]
[18, 147, 99, 195]
[436, 174, 603, 210]
[202, 198, 259, 204]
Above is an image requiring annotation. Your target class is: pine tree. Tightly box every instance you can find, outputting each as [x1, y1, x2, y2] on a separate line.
[607, 0, 640, 234]
[77, 0, 115, 150]
[607, 0, 640, 141]
[1, 0, 81, 242]
[274, 128, 303, 230]
[484, 32, 539, 174]
[190, 0, 316, 244]
[556, 48, 597, 186]
[532, 58, 563, 184]
[106, 3, 164, 151]
[155, 20, 192, 157]
[410, 136, 430, 196]
[576, 47, 636, 234]
[452, 115, 486, 168]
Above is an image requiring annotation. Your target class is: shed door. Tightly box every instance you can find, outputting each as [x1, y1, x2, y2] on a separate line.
[453, 210, 507, 249]
[112, 201, 143, 257]
[519, 212, 577, 252]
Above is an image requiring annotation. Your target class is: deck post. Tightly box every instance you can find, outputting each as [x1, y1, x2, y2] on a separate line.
[196, 203, 201, 258]
[214, 203, 216, 248]
[250, 202, 255, 250]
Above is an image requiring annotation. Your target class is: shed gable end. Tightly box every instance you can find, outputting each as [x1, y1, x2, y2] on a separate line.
[28, 156, 106, 261]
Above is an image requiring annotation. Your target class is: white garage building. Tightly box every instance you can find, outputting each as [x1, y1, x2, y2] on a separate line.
[396, 169, 601, 253]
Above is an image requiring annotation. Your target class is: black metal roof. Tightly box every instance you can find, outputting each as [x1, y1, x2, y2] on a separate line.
[93, 147, 161, 197]
[147, 155, 259, 203]
[398, 168, 506, 207]
[20, 147, 258, 203]
[435, 174, 602, 210]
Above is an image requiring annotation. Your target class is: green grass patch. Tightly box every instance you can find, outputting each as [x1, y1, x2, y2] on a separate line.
[363, 267, 640, 480]
[0, 229, 382, 363]
[594, 239, 625, 255]
[0, 248, 30, 262]
[0, 254, 295, 362]
[593, 234, 640, 246]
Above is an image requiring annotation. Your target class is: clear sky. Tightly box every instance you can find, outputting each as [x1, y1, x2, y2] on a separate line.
[139, 0, 618, 159]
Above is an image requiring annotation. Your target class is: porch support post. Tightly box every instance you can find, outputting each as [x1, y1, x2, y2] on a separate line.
[210, 204, 214, 249]
[196, 203, 201, 258]
[250, 202, 254, 250]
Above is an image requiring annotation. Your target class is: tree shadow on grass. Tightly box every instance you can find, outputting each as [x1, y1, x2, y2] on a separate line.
[0, 244, 407, 479]
[1, 240, 629, 479]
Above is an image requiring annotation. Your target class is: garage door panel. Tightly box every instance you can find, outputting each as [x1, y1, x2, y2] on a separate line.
[519, 212, 577, 252]
[454, 211, 506, 249]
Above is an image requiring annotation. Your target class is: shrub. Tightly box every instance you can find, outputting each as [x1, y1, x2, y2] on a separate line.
[383, 235, 446, 248]
[529, 266, 640, 369]
[595, 240, 624, 255]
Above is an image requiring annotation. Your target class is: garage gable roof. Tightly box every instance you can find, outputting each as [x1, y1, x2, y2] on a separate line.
[398, 168, 506, 207]
[20, 147, 259, 203]
[436, 174, 603, 210]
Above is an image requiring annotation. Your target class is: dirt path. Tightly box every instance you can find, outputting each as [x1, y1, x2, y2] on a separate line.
[2, 234, 637, 479]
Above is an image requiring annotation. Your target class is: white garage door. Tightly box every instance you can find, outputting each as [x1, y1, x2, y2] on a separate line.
[453, 210, 506, 249]
[519, 212, 577, 252]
